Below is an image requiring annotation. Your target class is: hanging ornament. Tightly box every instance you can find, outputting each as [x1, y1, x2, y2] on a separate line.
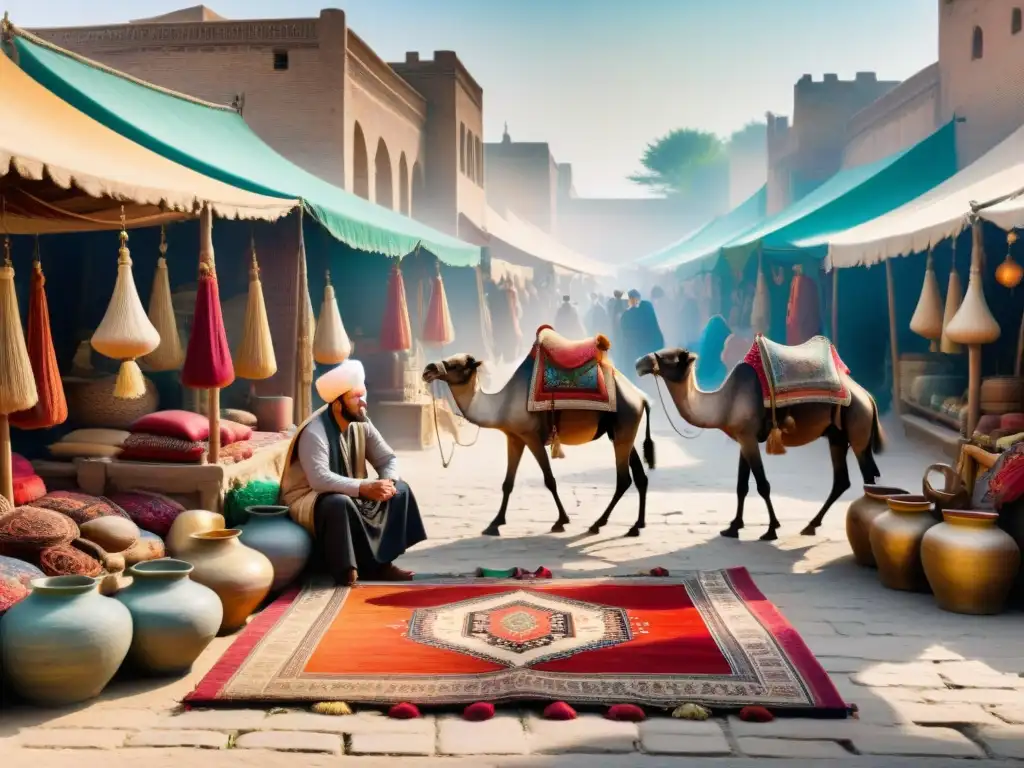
[750, 252, 770, 336]
[234, 234, 278, 381]
[0, 236, 38, 504]
[142, 225, 185, 372]
[313, 270, 352, 364]
[940, 240, 963, 354]
[422, 261, 455, 346]
[90, 209, 161, 400]
[946, 222, 1000, 346]
[10, 237, 67, 430]
[910, 249, 944, 351]
[995, 230, 1022, 289]
[379, 260, 413, 353]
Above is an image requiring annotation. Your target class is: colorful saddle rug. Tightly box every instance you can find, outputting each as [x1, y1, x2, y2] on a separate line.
[743, 334, 851, 410]
[528, 325, 616, 413]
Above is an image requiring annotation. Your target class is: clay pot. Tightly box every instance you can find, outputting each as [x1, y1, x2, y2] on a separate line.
[80, 516, 140, 553]
[0, 575, 133, 706]
[922, 464, 970, 520]
[252, 395, 293, 432]
[922, 510, 1021, 615]
[116, 559, 223, 675]
[238, 506, 312, 593]
[122, 530, 167, 566]
[846, 485, 909, 567]
[165, 509, 225, 558]
[869, 495, 938, 592]
[185, 530, 273, 635]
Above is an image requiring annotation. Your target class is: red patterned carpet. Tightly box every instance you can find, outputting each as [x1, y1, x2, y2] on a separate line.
[187, 568, 847, 715]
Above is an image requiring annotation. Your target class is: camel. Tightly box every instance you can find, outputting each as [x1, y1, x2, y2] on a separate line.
[422, 350, 655, 537]
[635, 346, 884, 541]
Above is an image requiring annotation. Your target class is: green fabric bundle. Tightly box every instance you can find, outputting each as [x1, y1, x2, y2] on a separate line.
[223, 479, 281, 528]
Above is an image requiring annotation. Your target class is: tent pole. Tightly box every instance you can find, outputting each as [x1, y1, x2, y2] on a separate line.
[831, 268, 839, 345]
[1016, 308, 1024, 377]
[886, 259, 902, 416]
[0, 415, 11, 504]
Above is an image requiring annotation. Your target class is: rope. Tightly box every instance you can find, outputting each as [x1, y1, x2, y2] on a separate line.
[652, 375, 702, 440]
[429, 389, 481, 469]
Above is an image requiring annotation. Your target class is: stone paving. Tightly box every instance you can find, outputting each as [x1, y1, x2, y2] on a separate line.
[1, 394, 1023, 766]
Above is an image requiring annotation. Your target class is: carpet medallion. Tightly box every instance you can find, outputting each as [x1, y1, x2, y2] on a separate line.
[187, 567, 847, 714]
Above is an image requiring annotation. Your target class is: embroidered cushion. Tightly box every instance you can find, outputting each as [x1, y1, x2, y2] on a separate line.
[0, 576, 30, 615]
[13, 473, 47, 506]
[0, 554, 44, 587]
[222, 408, 258, 428]
[33, 491, 130, 525]
[108, 491, 185, 537]
[218, 441, 254, 465]
[59, 429, 131, 447]
[118, 433, 206, 463]
[48, 442, 123, 459]
[220, 419, 254, 445]
[131, 410, 212, 442]
[38, 543, 104, 578]
[0, 506, 79, 557]
[11, 453, 34, 478]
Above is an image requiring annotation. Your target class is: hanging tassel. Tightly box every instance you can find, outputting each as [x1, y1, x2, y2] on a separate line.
[379, 260, 413, 352]
[10, 238, 67, 429]
[312, 270, 352, 364]
[766, 425, 787, 455]
[310, 702, 352, 716]
[910, 249, 944, 351]
[940, 242, 964, 354]
[422, 262, 455, 346]
[91, 212, 161, 399]
[550, 427, 566, 459]
[234, 235, 278, 380]
[143, 225, 185, 372]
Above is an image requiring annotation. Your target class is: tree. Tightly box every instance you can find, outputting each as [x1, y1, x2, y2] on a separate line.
[629, 129, 727, 197]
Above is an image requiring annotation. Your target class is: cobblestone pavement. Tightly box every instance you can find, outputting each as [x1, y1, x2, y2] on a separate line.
[1, 393, 1023, 766]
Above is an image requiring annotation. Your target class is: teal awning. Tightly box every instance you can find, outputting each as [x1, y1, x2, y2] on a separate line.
[9, 32, 481, 268]
[642, 185, 766, 277]
[718, 122, 957, 274]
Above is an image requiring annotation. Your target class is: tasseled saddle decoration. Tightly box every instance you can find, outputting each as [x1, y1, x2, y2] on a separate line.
[311, 701, 352, 716]
[672, 703, 711, 720]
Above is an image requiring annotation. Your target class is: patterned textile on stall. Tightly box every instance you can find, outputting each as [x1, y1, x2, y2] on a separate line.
[187, 568, 847, 716]
[33, 491, 130, 524]
[527, 325, 616, 413]
[743, 335, 851, 410]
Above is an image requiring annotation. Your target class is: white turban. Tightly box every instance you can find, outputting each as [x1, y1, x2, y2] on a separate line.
[316, 359, 366, 403]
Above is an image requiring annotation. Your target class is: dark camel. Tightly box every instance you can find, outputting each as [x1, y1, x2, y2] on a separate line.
[635, 347, 884, 541]
[422, 352, 655, 537]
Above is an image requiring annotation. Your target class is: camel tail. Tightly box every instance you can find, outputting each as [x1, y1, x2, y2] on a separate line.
[642, 400, 656, 470]
[871, 397, 886, 456]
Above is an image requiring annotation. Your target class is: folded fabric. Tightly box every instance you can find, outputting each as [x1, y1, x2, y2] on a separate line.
[109, 491, 185, 538]
[59, 429, 131, 447]
[13, 474, 47, 506]
[34, 491, 130, 524]
[49, 442, 123, 459]
[221, 408, 258, 428]
[131, 410, 251, 445]
[220, 419, 254, 445]
[119, 433, 206, 463]
[218, 441, 254, 465]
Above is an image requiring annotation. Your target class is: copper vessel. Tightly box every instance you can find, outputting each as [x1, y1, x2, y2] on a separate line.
[845, 485, 909, 567]
[922, 464, 970, 520]
[869, 495, 937, 592]
[922, 510, 1021, 615]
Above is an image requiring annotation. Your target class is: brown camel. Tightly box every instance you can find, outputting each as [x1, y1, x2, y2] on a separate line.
[635, 347, 884, 541]
[422, 353, 655, 537]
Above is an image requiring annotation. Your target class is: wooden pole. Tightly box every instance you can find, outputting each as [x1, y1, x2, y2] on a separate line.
[886, 259, 902, 416]
[1015, 308, 1024, 376]
[967, 344, 982, 438]
[0, 414, 12, 504]
[208, 387, 221, 465]
[831, 267, 839, 345]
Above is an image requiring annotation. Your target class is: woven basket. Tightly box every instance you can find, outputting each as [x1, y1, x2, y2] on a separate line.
[64, 375, 159, 429]
[0, 506, 78, 557]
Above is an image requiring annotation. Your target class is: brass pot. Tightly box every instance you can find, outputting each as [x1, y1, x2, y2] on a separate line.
[846, 485, 909, 567]
[922, 464, 970, 520]
[165, 509, 225, 558]
[922, 510, 1021, 615]
[185, 529, 273, 635]
[869, 495, 938, 592]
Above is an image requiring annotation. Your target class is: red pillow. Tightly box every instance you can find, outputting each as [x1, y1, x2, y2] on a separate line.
[11, 453, 34, 479]
[108, 491, 186, 537]
[131, 410, 212, 442]
[119, 434, 206, 463]
[220, 419, 253, 446]
[13, 474, 46, 506]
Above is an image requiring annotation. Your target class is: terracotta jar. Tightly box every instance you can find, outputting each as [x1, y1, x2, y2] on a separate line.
[846, 485, 909, 567]
[165, 509, 225, 558]
[869, 495, 938, 592]
[922, 510, 1021, 615]
[185, 529, 273, 635]
[238, 506, 312, 593]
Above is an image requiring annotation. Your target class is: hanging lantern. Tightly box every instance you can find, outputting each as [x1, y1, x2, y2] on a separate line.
[995, 230, 1022, 289]
[379, 260, 413, 353]
[946, 224, 1001, 346]
[10, 238, 67, 430]
[313, 270, 352, 364]
[0, 237, 38, 504]
[91, 212, 161, 400]
[422, 262, 455, 346]
[234, 235, 278, 380]
[910, 249, 944, 350]
[749, 252, 770, 336]
[940, 241, 963, 354]
[142, 225, 185, 372]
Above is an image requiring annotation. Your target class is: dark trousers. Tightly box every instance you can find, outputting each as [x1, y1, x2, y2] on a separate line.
[312, 481, 427, 583]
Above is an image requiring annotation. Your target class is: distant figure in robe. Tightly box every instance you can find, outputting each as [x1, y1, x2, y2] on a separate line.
[554, 295, 587, 339]
[786, 266, 822, 346]
[585, 292, 611, 338]
[694, 314, 733, 391]
[619, 289, 665, 379]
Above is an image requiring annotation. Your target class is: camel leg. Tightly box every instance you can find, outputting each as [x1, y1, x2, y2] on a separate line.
[628, 447, 648, 536]
[801, 438, 851, 536]
[721, 453, 751, 538]
[483, 434, 526, 536]
[526, 440, 572, 533]
[745, 444, 781, 541]
[587, 439, 635, 535]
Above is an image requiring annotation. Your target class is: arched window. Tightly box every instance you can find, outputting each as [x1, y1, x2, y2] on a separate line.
[1013, 8, 1022, 34]
[399, 152, 410, 215]
[374, 138, 394, 209]
[459, 123, 466, 174]
[352, 122, 369, 199]
[467, 132, 476, 183]
[972, 25, 984, 59]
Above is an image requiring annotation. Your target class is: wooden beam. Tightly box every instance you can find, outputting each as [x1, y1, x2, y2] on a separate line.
[886, 259, 902, 415]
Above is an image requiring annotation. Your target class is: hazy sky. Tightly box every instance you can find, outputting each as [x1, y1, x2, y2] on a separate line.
[6, 0, 938, 198]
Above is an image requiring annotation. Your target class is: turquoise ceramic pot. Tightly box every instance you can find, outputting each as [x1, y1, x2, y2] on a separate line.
[239, 506, 312, 593]
[0, 575, 132, 706]
[115, 559, 223, 676]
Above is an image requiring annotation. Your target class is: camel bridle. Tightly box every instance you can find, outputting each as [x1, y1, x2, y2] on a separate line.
[650, 355, 703, 441]
[428, 362, 481, 469]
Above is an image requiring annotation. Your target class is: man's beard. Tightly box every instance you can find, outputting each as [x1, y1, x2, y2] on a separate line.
[340, 401, 368, 423]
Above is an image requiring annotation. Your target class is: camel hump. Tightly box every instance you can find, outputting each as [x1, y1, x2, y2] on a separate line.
[596, 334, 611, 352]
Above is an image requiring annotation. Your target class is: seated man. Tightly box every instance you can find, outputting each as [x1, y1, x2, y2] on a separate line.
[280, 359, 426, 586]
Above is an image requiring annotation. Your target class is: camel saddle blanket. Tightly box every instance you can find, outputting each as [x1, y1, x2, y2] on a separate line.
[743, 335, 851, 410]
[528, 325, 616, 413]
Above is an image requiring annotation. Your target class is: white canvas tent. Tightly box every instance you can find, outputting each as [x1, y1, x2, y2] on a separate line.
[485, 206, 615, 278]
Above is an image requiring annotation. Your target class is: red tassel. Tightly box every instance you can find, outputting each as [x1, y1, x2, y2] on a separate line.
[543, 701, 577, 720]
[606, 704, 646, 722]
[10, 260, 67, 429]
[533, 566, 552, 579]
[422, 268, 455, 346]
[182, 267, 235, 389]
[379, 263, 412, 352]
[462, 701, 495, 721]
[739, 706, 774, 722]
[649, 567, 670, 577]
[388, 702, 421, 719]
